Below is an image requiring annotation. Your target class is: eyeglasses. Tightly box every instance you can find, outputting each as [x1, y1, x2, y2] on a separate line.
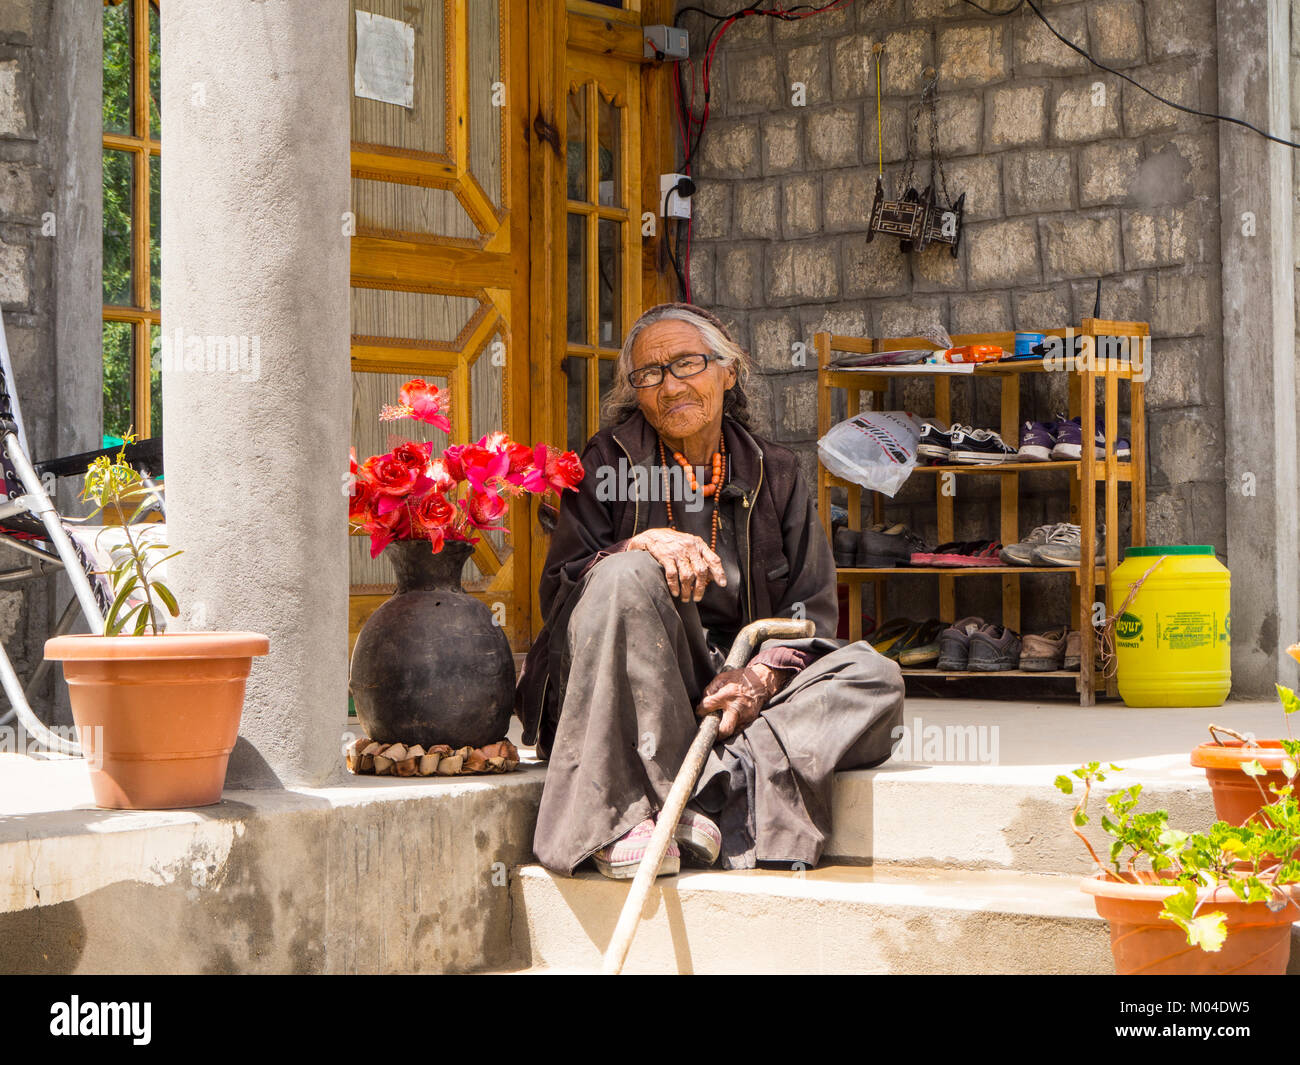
[627, 353, 720, 389]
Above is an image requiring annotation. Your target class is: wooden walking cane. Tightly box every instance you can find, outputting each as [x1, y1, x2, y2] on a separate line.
[600, 616, 817, 975]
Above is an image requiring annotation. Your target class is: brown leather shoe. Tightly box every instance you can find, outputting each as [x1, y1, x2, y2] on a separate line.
[1021, 628, 1068, 671]
[1063, 630, 1082, 671]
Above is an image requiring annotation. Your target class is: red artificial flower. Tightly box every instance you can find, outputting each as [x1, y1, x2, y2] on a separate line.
[362, 452, 433, 516]
[427, 457, 457, 494]
[463, 489, 508, 531]
[440, 444, 467, 482]
[458, 440, 510, 493]
[545, 447, 585, 492]
[390, 440, 433, 471]
[379, 379, 452, 432]
[362, 504, 412, 559]
[413, 490, 455, 538]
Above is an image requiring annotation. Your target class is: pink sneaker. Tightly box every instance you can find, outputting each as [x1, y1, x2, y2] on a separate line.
[592, 818, 680, 880]
[675, 808, 721, 866]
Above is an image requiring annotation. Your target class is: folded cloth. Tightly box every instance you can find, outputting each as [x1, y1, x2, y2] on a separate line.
[62, 522, 171, 630]
[830, 348, 931, 368]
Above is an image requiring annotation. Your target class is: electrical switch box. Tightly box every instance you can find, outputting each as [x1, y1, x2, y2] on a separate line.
[643, 25, 689, 60]
[660, 173, 695, 219]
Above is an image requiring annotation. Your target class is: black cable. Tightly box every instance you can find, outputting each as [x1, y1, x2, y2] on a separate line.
[665, 218, 688, 299]
[962, 0, 1300, 151]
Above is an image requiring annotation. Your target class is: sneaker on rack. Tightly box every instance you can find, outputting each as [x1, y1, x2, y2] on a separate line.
[1029, 523, 1105, 567]
[1016, 420, 1057, 462]
[967, 624, 1023, 672]
[1050, 417, 1132, 461]
[949, 426, 1018, 465]
[1020, 628, 1069, 671]
[917, 420, 956, 463]
[999, 522, 1068, 566]
[1063, 630, 1082, 671]
[937, 616, 985, 671]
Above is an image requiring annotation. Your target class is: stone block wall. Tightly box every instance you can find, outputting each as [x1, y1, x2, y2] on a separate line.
[0, 0, 57, 703]
[685, 0, 1224, 635]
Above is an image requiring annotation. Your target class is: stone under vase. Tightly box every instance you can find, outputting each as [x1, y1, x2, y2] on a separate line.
[349, 539, 514, 749]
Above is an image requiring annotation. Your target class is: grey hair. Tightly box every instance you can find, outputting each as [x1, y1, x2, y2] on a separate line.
[600, 304, 755, 429]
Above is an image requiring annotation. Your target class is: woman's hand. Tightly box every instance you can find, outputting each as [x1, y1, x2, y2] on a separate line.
[626, 528, 727, 603]
[696, 663, 781, 739]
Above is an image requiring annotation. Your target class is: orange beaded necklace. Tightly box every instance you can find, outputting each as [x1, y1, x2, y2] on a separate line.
[659, 431, 727, 552]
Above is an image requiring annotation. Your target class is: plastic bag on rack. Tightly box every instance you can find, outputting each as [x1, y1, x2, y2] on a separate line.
[817, 410, 925, 497]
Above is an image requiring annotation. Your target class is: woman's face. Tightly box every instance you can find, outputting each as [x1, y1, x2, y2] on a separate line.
[630, 320, 736, 443]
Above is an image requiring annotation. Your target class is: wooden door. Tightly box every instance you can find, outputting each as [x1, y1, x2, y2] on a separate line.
[527, 0, 676, 633]
[348, 0, 532, 648]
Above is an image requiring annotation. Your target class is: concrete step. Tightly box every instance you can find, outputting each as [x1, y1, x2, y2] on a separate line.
[827, 760, 1216, 873]
[512, 862, 1118, 974]
[823, 700, 1290, 871]
[511, 863, 1300, 975]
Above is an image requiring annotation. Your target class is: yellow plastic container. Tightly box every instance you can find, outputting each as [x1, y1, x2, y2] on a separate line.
[1110, 545, 1230, 707]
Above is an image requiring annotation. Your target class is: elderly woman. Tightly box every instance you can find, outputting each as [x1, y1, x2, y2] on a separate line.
[516, 303, 903, 878]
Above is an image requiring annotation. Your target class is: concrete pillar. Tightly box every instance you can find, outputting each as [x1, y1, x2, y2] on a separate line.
[1217, 0, 1300, 693]
[160, 2, 351, 785]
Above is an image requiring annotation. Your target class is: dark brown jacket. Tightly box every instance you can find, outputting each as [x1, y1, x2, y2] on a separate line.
[516, 410, 838, 753]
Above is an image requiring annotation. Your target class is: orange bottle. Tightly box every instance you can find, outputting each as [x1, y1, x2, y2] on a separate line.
[942, 344, 1003, 363]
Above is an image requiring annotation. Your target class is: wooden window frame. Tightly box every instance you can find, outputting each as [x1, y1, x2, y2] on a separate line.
[102, 0, 161, 439]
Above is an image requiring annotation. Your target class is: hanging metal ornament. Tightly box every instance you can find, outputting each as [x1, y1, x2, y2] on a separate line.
[901, 72, 965, 259]
[865, 45, 927, 246]
[866, 61, 965, 259]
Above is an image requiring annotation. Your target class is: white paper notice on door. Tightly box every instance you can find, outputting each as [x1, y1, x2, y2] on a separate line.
[354, 11, 415, 109]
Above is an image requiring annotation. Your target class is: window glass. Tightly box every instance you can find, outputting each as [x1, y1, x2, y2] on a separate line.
[103, 149, 134, 306]
[103, 2, 132, 135]
[102, 322, 134, 443]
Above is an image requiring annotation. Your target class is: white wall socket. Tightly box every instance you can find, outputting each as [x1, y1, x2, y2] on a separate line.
[660, 173, 693, 219]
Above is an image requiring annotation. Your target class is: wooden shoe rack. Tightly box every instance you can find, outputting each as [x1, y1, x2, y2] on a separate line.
[814, 319, 1148, 706]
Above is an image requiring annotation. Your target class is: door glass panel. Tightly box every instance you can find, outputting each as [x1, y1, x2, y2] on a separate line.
[565, 356, 588, 453]
[566, 85, 587, 201]
[351, 178, 478, 241]
[103, 149, 134, 305]
[471, 329, 507, 559]
[467, 0, 503, 207]
[597, 219, 622, 348]
[349, 0, 446, 155]
[102, 321, 133, 442]
[598, 356, 615, 410]
[351, 288, 479, 343]
[566, 213, 587, 344]
[598, 91, 620, 207]
[103, 1, 132, 136]
[148, 3, 161, 137]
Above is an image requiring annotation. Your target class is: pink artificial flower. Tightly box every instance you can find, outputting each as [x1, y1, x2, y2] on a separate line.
[379, 378, 452, 432]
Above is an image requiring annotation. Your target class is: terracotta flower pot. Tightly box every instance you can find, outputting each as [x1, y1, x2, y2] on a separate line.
[1190, 740, 1289, 826]
[1082, 873, 1298, 975]
[44, 631, 270, 810]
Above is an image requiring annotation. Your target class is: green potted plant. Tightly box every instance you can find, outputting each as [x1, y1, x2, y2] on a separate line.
[1057, 755, 1300, 975]
[44, 440, 268, 809]
[1190, 680, 1300, 826]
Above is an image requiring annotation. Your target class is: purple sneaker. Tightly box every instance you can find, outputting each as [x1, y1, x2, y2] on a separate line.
[1049, 417, 1131, 461]
[1016, 420, 1055, 462]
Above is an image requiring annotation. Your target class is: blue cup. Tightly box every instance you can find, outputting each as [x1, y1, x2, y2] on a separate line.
[1015, 332, 1045, 358]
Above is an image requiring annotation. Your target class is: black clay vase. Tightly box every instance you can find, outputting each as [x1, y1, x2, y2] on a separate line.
[349, 539, 514, 749]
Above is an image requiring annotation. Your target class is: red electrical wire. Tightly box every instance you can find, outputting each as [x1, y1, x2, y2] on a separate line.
[670, 0, 855, 300]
